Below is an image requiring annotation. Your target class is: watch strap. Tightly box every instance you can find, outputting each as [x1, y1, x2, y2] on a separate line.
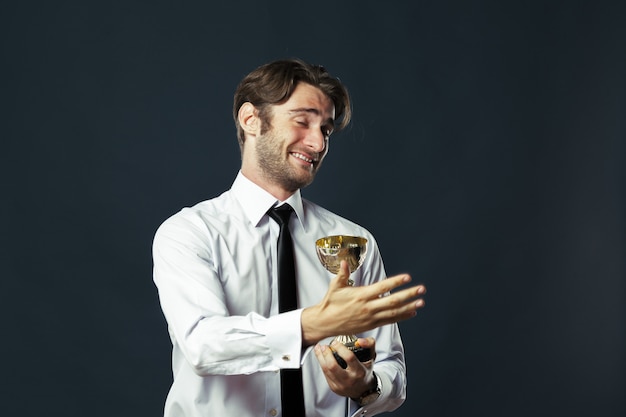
[353, 372, 381, 406]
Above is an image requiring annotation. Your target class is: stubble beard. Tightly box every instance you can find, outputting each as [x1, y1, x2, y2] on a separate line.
[255, 129, 319, 193]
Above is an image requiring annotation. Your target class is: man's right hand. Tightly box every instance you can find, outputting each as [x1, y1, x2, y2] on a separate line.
[301, 260, 426, 346]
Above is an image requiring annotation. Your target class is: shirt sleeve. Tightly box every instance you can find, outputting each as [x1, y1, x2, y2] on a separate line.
[152, 213, 303, 376]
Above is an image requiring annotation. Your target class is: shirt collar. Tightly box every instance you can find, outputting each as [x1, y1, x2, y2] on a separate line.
[231, 171, 306, 230]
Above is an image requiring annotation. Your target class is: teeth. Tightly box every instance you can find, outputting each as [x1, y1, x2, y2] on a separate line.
[292, 152, 314, 163]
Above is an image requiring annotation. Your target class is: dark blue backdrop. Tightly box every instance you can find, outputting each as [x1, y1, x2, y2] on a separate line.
[3, 1, 624, 416]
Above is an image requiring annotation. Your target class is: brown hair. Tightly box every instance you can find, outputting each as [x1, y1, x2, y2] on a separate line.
[233, 59, 352, 150]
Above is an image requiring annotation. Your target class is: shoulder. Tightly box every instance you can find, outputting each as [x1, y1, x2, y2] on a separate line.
[301, 198, 377, 242]
[154, 190, 239, 244]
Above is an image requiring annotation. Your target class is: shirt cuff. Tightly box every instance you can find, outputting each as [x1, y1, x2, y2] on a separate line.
[257, 309, 303, 369]
[351, 372, 387, 417]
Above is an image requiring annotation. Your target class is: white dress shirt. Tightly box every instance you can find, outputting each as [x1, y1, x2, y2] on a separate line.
[152, 172, 407, 417]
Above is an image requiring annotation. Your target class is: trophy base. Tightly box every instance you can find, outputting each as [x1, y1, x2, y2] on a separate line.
[332, 335, 373, 369]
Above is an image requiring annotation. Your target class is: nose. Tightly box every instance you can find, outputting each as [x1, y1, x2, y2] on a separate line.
[304, 128, 326, 154]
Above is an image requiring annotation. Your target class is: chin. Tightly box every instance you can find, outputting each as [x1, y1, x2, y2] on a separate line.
[282, 174, 314, 191]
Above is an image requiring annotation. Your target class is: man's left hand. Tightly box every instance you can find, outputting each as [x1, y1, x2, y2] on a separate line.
[313, 337, 377, 399]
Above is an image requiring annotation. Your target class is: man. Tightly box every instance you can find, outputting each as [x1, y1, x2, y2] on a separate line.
[153, 59, 426, 417]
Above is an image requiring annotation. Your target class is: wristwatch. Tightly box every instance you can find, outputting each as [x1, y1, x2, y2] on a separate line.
[353, 373, 381, 406]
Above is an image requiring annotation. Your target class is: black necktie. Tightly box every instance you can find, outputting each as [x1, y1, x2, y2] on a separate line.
[267, 204, 305, 416]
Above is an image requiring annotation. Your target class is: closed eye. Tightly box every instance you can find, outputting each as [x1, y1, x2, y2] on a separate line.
[294, 118, 309, 127]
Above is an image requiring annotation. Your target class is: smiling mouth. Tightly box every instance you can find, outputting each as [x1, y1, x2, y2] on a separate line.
[291, 152, 316, 164]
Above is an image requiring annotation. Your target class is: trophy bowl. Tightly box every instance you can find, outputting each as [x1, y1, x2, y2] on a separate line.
[315, 235, 368, 278]
[315, 235, 371, 367]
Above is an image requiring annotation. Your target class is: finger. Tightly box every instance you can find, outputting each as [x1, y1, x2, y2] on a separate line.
[360, 274, 415, 299]
[314, 344, 343, 391]
[330, 341, 360, 372]
[331, 340, 354, 361]
[355, 337, 377, 363]
[317, 343, 350, 384]
[314, 343, 335, 369]
[332, 340, 374, 370]
[356, 337, 376, 352]
[366, 290, 426, 324]
[381, 287, 426, 312]
[361, 282, 426, 314]
[386, 285, 426, 303]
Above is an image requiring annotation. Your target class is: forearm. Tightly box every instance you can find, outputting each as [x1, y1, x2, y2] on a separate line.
[169, 309, 304, 376]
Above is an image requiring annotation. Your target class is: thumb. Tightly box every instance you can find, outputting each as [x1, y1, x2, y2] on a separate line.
[329, 260, 352, 290]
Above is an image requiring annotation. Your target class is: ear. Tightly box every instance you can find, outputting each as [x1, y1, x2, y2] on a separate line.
[238, 102, 260, 138]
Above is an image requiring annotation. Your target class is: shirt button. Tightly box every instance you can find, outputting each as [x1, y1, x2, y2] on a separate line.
[282, 355, 291, 361]
[269, 409, 278, 416]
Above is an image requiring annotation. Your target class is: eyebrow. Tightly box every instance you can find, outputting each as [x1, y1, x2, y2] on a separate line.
[288, 108, 335, 127]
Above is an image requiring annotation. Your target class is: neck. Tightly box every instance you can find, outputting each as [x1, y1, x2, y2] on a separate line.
[240, 168, 296, 202]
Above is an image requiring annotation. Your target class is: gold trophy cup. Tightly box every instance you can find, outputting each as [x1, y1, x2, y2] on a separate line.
[315, 235, 371, 368]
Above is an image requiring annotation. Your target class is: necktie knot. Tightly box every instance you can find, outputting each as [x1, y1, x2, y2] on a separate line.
[268, 204, 294, 226]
